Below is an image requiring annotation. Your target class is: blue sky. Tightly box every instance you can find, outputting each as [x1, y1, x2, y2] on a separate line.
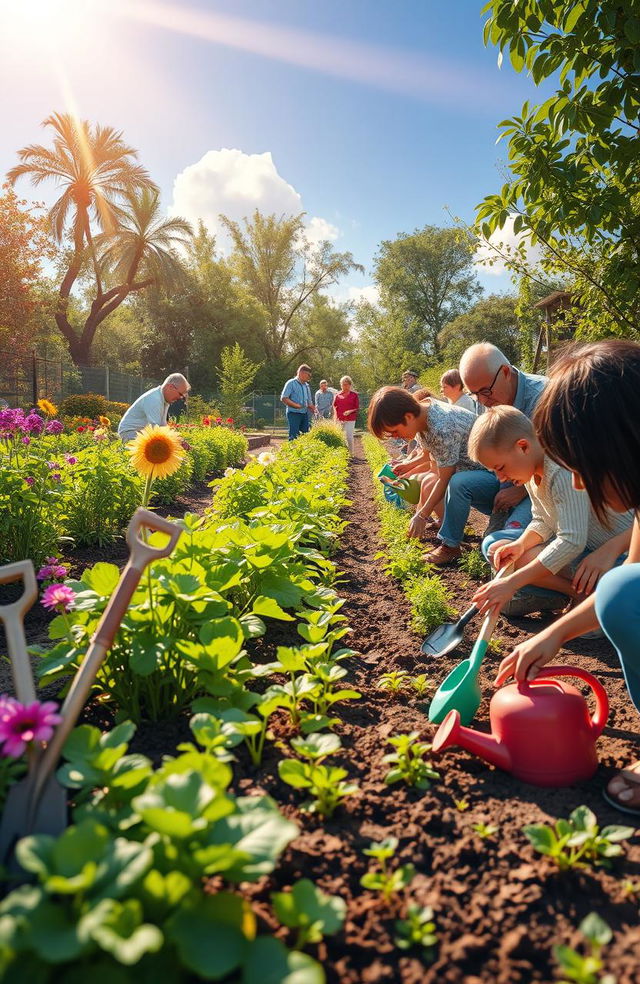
[0, 0, 552, 299]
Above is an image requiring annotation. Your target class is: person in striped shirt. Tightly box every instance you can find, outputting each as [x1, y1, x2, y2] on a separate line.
[467, 405, 633, 618]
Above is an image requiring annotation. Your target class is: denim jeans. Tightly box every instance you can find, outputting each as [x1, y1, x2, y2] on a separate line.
[438, 469, 532, 548]
[286, 409, 310, 440]
[595, 564, 640, 714]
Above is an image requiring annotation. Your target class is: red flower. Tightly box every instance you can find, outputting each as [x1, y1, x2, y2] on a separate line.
[77, 426, 85, 432]
[226, 417, 234, 424]
[202, 416, 211, 426]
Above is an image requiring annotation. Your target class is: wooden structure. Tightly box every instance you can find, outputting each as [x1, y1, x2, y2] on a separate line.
[532, 290, 573, 372]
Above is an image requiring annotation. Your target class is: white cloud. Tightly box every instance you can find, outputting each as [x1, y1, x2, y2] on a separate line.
[347, 284, 380, 305]
[475, 215, 543, 276]
[169, 147, 339, 250]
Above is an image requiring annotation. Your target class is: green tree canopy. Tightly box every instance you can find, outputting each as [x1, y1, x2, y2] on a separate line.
[476, 0, 640, 337]
[218, 342, 262, 421]
[437, 293, 520, 366]
[373, 225, 483, 357]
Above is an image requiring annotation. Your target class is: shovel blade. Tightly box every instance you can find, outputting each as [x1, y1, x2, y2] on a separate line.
[420, 623, 464, 658]
[0, 774, 67, 871]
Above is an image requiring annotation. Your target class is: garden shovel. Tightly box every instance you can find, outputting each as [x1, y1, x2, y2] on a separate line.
[427, 565, 513, 727]
[420, 603, 479, 658]
[0, 509, 182, 865]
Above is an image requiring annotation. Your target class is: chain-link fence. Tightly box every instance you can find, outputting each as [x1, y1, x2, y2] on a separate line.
[0, 350, 155, 408]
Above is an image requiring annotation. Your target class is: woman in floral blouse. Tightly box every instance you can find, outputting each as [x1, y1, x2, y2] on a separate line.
[368, 386, 488, 563]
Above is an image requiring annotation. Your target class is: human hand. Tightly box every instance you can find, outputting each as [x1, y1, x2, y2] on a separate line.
[493, 485, 526, 510]
[472, 577, 514, 617]
[392, 462, 411, 477]
[494, 632, 561, 686]
[572, 542, 620, 595]
[407, 514, 427, 539]
[492, 540, 525, 570]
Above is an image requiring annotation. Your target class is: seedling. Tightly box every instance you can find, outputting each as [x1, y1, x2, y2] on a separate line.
[360, 837, 415, 903]
[278, 734, 359, 817]
[523, 805, 634, 870]
[472, 821, 498, 840]
[410, 674, 431, 698]
[377, 670, 410, 693]
[383, 732, 440, 790]
[454, 798, 470, 812]
[394, 903, 438, 959]
[553, 912, 615, 984]
[458, 548, 490, 581]
[271, 878, 346, 949]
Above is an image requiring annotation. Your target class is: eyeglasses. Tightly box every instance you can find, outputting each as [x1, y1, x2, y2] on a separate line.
[467, 364, 504, 399]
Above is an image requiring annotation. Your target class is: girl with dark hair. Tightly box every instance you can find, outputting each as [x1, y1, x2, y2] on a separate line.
[367, 386, 486, 560]
[495, 339, 640, 815]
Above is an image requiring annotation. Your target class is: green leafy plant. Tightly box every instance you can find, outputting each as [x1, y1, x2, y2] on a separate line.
[405, 575, 455, 635]
[410, 673, 431, 697]
[553, 912, 616, 984]
[382, 732, 440, 790]
[278, 733, 359, 817]
[377, 670, 410, 693]
[394, 903, 438, 959]
[523, 805, 634, 870]
[271, 878, 346, 949]
[458, 548, 490, 581]
[360, 837, 415, 903]
[472, 822, 498, 840]
[453, 798, 470, 812]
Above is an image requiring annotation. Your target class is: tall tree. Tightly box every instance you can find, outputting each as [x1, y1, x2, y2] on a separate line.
[218, 342, 262, 421]
[221, 210, 363, 366]
[437, 294, 520, 366]
[7, 112, 189, 365]
[476, 0, 640, 336]
[348, 301, 428, 393]
[373, 226, 483, 357]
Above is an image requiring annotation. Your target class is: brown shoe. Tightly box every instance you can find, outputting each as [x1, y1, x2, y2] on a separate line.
[424, 543, 462, 566]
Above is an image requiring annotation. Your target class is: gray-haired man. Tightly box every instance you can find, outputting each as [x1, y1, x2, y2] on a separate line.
[118, 372, 191, 442]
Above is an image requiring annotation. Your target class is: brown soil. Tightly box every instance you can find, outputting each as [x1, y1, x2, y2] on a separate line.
[233, 441, 640, 984]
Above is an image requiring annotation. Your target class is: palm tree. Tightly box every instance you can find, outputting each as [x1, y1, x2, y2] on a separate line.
[7, 112, 160, 364]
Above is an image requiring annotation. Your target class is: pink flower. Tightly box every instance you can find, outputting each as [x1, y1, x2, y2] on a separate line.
[45, 420, 64, 435]
[41, 584, 76, 613]
[24, 476, 35, 486]
[0, 699, 62, 758]
[37, 558, 68, 582]
[64, 455, 77, 465]
[22, 436, 30, 446]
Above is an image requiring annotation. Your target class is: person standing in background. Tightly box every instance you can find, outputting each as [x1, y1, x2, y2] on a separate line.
[315, 379, 334, 420]
[280, 363, 315, 440]
[402, 369, 421, 393]
[334, 375, 359, 454]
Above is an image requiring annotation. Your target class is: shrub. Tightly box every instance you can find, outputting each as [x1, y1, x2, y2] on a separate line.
[61, 445, 144, 547]
[309, 422, 347, 449]
[59, 393, 130, 420]
[0, 460, 62, 567]
[405, 575, 455, 635]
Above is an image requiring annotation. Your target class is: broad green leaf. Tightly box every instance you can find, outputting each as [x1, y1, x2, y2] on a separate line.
[166, 895, 248, 979]
[242, 935, 325, 984]
[253, 595, 295, 621]
[82, 563, 121, 596]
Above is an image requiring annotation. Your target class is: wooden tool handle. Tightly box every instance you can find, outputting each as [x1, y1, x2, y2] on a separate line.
[475, 563, 514, 644]
[0, 561, 38, 703]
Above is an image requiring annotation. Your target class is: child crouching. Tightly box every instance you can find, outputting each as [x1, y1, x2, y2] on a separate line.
[467, 406, 632, 618]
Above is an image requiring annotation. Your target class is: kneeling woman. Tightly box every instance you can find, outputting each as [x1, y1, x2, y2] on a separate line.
[496, 340, 640, 816]
[367, 386, 487, 562]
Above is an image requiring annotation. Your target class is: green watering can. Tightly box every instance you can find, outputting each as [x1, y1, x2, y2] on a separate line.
[377, 464, 421, 505]
[427, 565, 512, 726]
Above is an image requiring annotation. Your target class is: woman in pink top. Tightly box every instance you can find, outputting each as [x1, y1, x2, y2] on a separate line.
[334, 375, 359, 454]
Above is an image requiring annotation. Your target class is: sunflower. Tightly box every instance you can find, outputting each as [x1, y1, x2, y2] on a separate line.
[127, 425, 186, 479]
[37, 398, 58, 417]
[98, 415, 111, 428]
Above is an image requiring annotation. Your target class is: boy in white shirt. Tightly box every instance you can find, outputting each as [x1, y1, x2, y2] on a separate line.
[467, 406, 632, 617]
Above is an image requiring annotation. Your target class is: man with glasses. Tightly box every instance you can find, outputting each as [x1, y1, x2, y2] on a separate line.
[280, 364, 316, 440]
[118, 372, 191, 443]
[424, 343, 546, 567]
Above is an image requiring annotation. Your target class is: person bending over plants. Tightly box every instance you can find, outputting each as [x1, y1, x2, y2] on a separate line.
[468, 405, 632, 619]
[494, 340, 640, 817]
[367, 386, 487, 561]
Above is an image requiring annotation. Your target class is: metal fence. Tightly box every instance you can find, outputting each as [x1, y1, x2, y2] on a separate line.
[0, 350, 155, 408]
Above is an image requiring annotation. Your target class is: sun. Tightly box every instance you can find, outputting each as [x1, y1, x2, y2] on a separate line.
[0, 0, 104, 50]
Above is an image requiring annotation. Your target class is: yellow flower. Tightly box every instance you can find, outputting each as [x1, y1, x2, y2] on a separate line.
[127, 425, 186, 479]
[98, 415, 111, 428]
[37, 398, 58, 417]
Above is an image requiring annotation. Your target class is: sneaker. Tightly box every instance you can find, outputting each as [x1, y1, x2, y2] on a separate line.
[501, 589, 569, 617]
[424, 543, 462, 566]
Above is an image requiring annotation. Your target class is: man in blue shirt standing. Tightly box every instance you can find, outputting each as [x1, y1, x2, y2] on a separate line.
[315, 379, 334, 420]
[280, 363, 316, 440]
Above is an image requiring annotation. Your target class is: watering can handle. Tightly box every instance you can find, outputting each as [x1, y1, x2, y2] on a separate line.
[540, 665, 609, 738]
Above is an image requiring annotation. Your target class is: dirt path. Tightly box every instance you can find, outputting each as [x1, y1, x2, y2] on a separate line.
[254, 441, 640, 984]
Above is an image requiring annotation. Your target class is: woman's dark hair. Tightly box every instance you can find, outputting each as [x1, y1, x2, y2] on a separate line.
[440, 368, 463, 389]
[534, 339, 640, 521]
[367, 386, 422, 438]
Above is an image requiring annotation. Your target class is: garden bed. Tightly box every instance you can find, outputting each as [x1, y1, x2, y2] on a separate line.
[225, 443, 640, 983]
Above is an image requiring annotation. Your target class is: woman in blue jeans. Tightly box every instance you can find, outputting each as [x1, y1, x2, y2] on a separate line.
[495, 340, 640, 816]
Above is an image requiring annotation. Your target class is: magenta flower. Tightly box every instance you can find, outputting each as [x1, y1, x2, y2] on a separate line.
[22, 436, 30, 446]
[50, 473, 61, 482]
[23, 413, 44, 435]
[24, 476, 35, 486]
[41, 584, 76, 613]
[64, 454, 77, 465]
[0, 699, 62, 758]
[45, 420, 64, 435]
[37, 558, 68, 581]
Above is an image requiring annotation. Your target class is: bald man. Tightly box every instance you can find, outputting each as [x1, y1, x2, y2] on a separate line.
[424, 344, 547, 571]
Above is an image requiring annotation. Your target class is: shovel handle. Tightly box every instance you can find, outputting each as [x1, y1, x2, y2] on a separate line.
[0, 561, 38, 703]
[475, 563, 514, 645]
[28, 511, 182, 821]
[457, 605, 479, 631]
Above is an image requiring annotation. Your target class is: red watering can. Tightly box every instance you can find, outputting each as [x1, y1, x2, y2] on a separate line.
[432, 666, 609, 787]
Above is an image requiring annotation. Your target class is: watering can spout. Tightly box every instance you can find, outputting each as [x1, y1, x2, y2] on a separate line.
[432, 710, 511, 772]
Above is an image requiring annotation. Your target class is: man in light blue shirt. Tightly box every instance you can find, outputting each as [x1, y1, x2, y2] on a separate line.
[118, 372, 190, 442]
[280, 364, 315, 440]
[315, 380, 334, 419]
[424, 344, 547, 565]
